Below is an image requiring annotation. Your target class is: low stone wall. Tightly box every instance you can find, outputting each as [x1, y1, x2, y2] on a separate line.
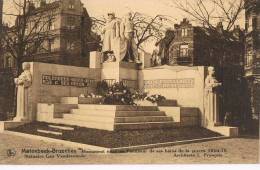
[139, 65, 206, 126]
[27, 62, 101, 121]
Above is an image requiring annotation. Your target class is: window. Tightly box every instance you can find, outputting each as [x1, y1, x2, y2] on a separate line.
[48, 39, 55, 52]
[5, 57, 13, 68]
[66, 40, 75, 51]
[68, 1, 75, 9]
[247, 15, 256, 32]
[48, 21, 55, 30]
[180, 44, 189, 57]
[246, 50, 253, 66]
[67, 17, 75, 29]
[181, 28, 188, 37]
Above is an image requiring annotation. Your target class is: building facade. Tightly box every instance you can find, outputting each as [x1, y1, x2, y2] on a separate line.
[156, 18, 247, 124]
[0, 0, 100, 119]
[166, 18, 244, 67]
[0, 0, 99, 70]
[244, 0, 260, 120]
[0, 0, 2, 31]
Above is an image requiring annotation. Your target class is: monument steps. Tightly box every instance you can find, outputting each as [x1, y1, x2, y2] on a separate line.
[50, 118, 115, 130]
[78, 104, 159, 111]
[37, 129, 63, 136]
[63, 113, 173, 123]
[49, 118, 178, 131]
[115, 116, 173, 123]
[38, 103, 198, 131]
[48, 125, 75, 131]
[114, 122, 179, 130]
[63, 114, 115, 123]
[70, 109, 166, 117]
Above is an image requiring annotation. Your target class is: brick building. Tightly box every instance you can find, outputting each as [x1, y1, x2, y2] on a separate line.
[0, 0, 99, 70]
[166, 18, 244, 67]
[157, 18, 247, 124]
[244, 0, 260, 120]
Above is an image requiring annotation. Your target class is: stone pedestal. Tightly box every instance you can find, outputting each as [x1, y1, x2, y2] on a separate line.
[101, 62, 141, 89]
[90, 51, 102, 69]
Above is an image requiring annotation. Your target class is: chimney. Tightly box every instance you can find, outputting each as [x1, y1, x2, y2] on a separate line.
[216, 22, 224, 34]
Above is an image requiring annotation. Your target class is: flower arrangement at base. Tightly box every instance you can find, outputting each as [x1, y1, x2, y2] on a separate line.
[103, 81, 135, 105]
[93, 81, 167, 106]
[146, 94, 166, 104]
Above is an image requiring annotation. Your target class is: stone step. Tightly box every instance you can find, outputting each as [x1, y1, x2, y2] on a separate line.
[158, 100, 177, 106]
[114, 122, 179, 130]
[51, 118, 115, 131]
[37, 129, 63, 136]
[115, 116, 173, 123]
[50, 119, 177, 131]
[37, 103, 78, 114]
[63, 113, 172, 123]
[48, 125, 74, 131]
[78, 104, 159, 111]
[116, 111, 166, 117]
[63, 114, 115, 123]
[60, 97, 103, 104]
[71, 109, 166, 117]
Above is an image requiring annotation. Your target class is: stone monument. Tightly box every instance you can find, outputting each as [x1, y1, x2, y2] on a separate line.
[204, 66, 222, 127]
[101, 12, 141, 88]
[13, 62, 32, 121]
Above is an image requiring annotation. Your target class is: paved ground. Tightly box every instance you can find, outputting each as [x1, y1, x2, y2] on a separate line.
[0, 133, 259, 164]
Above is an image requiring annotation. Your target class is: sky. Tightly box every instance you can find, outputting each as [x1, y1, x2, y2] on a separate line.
[3, 0, 185, 23]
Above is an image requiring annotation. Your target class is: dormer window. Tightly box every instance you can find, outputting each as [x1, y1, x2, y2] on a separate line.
[68, 1, 75, 9]
[181, 28, 188, 37]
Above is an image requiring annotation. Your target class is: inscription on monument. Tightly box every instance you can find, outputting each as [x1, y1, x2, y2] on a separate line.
[42, 75, 96, 87]
[144, 79, 195, 89]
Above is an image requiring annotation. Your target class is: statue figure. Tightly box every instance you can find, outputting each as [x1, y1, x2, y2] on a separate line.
[13, 62, 32, 121]
[151, 49, 162, 66]
[119, 12, 139, 62]
[102, 12, 120, 62]
[204, 67, 222, 126]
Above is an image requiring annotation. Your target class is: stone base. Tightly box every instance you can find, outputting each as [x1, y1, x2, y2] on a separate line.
[101, 62, 140, 89]
[37, 104, 178, 131]
[0, 121, 29, 132]
[207, 126, 239, 137]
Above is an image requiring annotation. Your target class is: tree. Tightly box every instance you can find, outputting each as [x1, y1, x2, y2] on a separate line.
[172, 0, 249, 125]
[173, 0, 244, 33]
[1, 0, 56, 117]
[91, 12, 175, 49]
[2, 0, 56, 74]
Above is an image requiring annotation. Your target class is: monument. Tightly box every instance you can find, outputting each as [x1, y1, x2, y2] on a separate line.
[13, 62, 32, 121]
[0, 12, 238, 137]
